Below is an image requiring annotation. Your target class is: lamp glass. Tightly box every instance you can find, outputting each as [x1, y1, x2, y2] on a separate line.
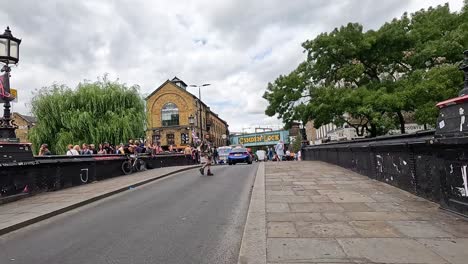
[0, 38, 7, 57]
[10, 40, 18, 60]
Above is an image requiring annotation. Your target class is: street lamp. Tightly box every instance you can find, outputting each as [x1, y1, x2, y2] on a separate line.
[189, 83, 210, 140]
[0, 26, 21, 141]
[188, 114, 195, 145]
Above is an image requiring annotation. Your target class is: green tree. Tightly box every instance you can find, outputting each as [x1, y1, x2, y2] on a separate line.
[264, 3, 467, 137]
[291, 135, 302, 153]
[29, 76, 145, 154]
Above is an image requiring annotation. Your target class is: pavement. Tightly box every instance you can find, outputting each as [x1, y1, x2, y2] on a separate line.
[0, 164, 258, 264]
[239, 160, 468, 264]
[0, 164, 199, 236]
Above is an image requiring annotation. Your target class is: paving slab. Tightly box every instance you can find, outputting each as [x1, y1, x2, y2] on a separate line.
[338, 238, 447, 263]
[242, 161, 468, 264]
[388, 221, 454, 238]
[417, 239, 468, 264]
[267, 238, 349, 262]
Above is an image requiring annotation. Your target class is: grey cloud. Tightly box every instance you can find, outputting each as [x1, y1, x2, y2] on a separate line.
[2, 0, 462, 132]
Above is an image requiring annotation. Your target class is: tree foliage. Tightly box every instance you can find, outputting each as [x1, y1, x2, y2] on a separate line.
[264, 3, 467, 137]
[29, 76, 145, 154]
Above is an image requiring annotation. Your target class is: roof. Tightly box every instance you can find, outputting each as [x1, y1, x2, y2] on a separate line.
[14, 112, 37, 124]
[171, 76, 188, 87]
[145, 78, 228, 126]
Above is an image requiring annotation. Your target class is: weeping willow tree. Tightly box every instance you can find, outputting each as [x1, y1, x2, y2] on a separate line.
[29, 76, 145, 154]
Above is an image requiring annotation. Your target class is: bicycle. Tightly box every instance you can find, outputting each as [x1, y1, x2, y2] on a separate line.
[121, 154, 146, 175]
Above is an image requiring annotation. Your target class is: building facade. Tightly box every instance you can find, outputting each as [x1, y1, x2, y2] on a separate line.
[12, 112, 36, 143]
[145, 77, 229, 149]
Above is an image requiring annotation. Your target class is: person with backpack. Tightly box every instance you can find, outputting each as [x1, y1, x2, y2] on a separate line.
[199, 135, 214, 176]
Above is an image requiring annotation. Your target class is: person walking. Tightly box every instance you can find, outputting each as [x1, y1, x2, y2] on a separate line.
[199, 135, 214, 176]
[268, 147, 273, 161]
[213, 146, 219, 164]
[275, 141, 285, 162]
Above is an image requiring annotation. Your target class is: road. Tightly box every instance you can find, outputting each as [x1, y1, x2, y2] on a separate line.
[0, 164, 258, 264]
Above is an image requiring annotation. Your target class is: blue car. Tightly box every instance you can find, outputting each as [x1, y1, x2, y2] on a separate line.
[228, 148, 253, 165]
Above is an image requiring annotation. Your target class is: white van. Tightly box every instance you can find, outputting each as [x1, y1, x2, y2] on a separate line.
[217, 146, 232, 164]
[255, 150, 266, 162]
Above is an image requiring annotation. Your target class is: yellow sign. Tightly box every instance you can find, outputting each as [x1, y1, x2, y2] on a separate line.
[10, 89, 17, 102]
[238, 133, 281, 145]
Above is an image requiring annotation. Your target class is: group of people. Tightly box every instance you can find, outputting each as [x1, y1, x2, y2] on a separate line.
[37, 137, 219, 173]
[265, 141, 301, 162]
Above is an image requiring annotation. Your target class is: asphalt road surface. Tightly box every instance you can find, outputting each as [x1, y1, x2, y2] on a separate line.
[0, 164, 258, 264]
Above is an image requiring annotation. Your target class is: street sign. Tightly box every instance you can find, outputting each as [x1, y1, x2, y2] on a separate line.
[10, 88, 18, 102]
[222, 134, 227, 139]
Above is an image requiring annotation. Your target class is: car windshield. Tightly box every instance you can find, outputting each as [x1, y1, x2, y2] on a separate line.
[231, 148, 247, 153]
[218, 148, 231, 155]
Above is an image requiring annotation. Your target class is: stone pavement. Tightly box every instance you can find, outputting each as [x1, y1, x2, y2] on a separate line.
[247, 161, 468, 264]
[0, 165, 199, 236]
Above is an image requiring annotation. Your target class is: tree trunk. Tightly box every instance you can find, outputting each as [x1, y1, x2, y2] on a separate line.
[397, 111, 405, 134]
[369, 123, 377, 137]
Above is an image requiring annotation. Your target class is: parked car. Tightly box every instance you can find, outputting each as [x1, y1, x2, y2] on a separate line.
[228, 147, 253, 165]
[217, 146, 232, 164]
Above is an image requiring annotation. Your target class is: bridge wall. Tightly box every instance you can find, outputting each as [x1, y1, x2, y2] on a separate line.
[302, 131, 468, 217]
[0, 154, 195, 203]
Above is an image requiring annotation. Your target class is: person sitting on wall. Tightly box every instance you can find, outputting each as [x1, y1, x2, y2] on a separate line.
[38, 144, 52, 156]
[81, 144, 92, 155]
[66, 144, 79, 156]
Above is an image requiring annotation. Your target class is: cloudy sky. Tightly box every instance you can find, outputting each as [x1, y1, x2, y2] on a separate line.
[1, 0, 464, 132]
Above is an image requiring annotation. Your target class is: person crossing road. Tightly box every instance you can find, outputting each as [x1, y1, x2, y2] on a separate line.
[199, 135, 214, 176]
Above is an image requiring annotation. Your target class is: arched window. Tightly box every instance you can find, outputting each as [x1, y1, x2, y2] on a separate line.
[161, 103, 179, 126]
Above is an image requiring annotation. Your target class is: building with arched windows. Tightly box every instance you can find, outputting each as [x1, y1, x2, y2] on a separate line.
[145, 77, 229, 149]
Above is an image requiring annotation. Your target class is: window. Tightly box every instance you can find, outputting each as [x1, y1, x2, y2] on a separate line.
[181, 133, 189, 144]
[162, 103, 179, 126]
[167, 133, 175, 145]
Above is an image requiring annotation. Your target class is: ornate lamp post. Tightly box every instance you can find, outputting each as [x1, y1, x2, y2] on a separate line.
[189, 83, 210, 139]
[0, 27, 21, 142]
[188, 114, 195, 146]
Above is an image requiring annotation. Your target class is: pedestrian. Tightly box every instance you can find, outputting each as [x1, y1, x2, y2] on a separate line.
[182, 145, 191, 163]
[81, 143, 92, 155]
[117, 144, 125, 154]
[103, 142, 113, 154]
[38, 144, 52, 156]
[286, 149, 291, 161]
[89, 144, 98, 154]
[199, 135, 214, 176]
[213, 146, 219, 164]
[275, 141, 285, 162]
[66, 144, 79, 156]
[268, 147, 273, 161]
[97, 143, 107, 154]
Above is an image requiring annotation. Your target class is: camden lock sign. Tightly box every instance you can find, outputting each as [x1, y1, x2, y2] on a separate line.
[238, 133, 281, 145]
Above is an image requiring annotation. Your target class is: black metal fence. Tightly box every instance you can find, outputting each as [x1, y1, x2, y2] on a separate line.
[302, 131, 468, 217]
[0, 153, 196, 203]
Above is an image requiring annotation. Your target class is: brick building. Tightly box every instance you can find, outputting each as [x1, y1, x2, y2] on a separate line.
[145, 77, 229, 149]
[12, 112, 36, 143]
